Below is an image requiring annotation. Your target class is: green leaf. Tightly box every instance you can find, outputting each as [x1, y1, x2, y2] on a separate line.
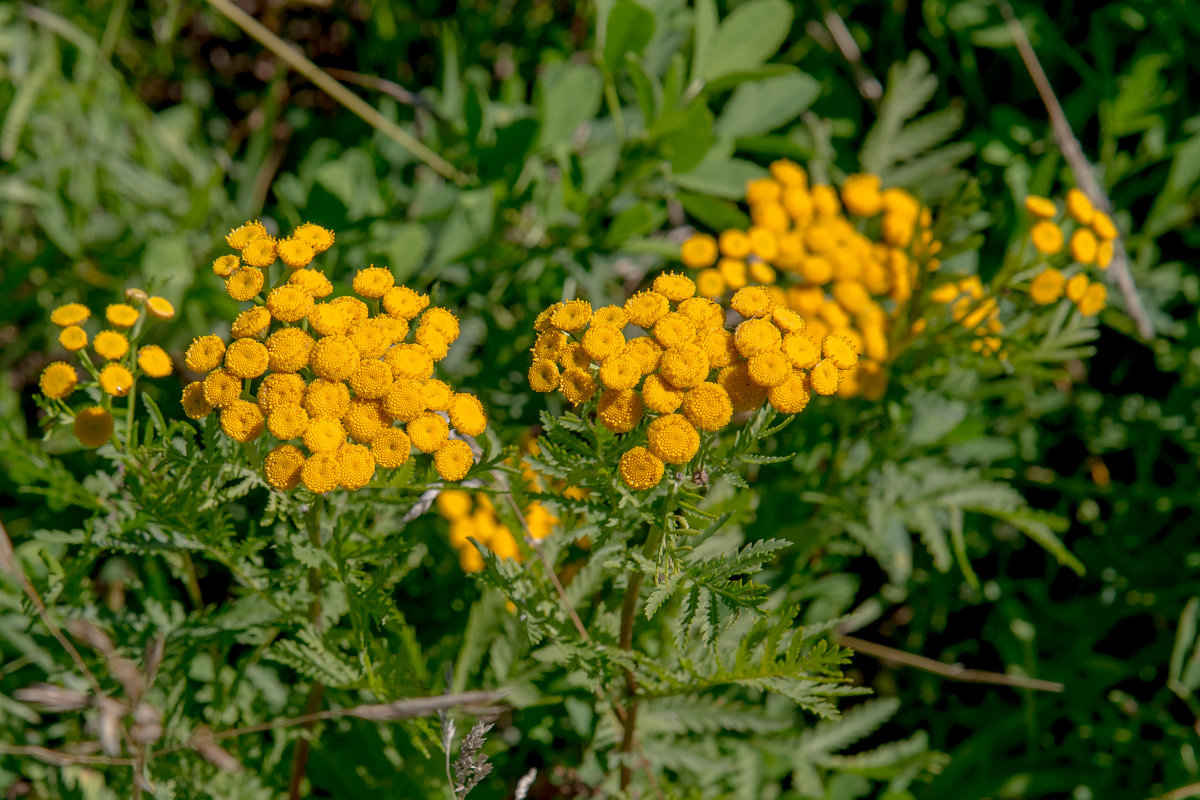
[714, 71, 820, 138]
[677, 191, 751, 232]
[368, 221, 430, 281]
[536, 63, 605, 149]
[431, 188, 495, 264]
[673, 157, 767, 199]
[605, 202, 666, 247]
[1145, 132, 1200, 237]
[600, 0, 655, 74]
[655, 99, 716, 172]
[701, 0, 793, 83]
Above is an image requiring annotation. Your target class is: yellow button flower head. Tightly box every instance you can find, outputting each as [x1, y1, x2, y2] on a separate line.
[353, 266, 395, 299]
[841, 174, 884, 217]
[625, 336, 664, 374]
[337, 443, 377, 489]
[534, 330, 569, 361]
[220, 400, 265, 443]
[730, 286, 773, 319]
[137, 345, 173, 378]
[577, 325, 620, 362]
[678, 297, 724, 331]
[747, 227, 778, 260]
[696, 268, 726, 298]
[598, 350, 642, 390]
[266, 286, 315, 323]
[415, 326, 450, 361]
[343, 398, 388, 443]
[74, 406, 114, 447]
[1069, 228, 1098, 265]
[213, 255, 241, 277]
[40, 362, 79, 399]
[560, 368, 597, 405]
[371, 428, 411, 468]
[646, 414, 700, 465]
[592, 305, 628, 328]
[256, 373, 306, 415]
[551, 299, 592, 332]
[557, 342, 590, 371]
[653, 313, 697, 349]
[349, 319, 391, 360]
[735, 317, 782, 357]
[832, 280, 872, 315]
[798, 256, 833, 285]
[226, 220, 269, 250]
[377, 315, 410, 344]
[770, 307, 805, 334]
[597, 388, 644, 433]
[1091, 211, 1117, 241]
[812, 184, 842, 217]
[226, 267, 265, 302]
[746, 177, 782, 205]
[51, 303, 90, 327]
[1024, 195, 1057, 219]
[624, 291, 670, 329]
[332, 295, 369, 324]
[181, 382, 213, 420]
[301, 452, 340, 494]
[1065, 188, 1095, 225]
[292, 222, 335, 253]
[698, 328, 738, 369]
[619, 446, 665, 491]
[1065, 273, 1089, 304]
[264, 444, 306, 490]
[748, 260, 777, 285]
[385, 343, 434, 381]
[823, 335, 859, 370]
[309, 336, 360, 381]
[431, 439, 473, 481]
[748, 350, 790, 387]
[653, 272, 697, 302]
[1078, 283, 1107, 317]
[267, 404, 310, 440]
[407, 412, 449, 453]
[241, 236, 278, 268]
[288, 268, 333, 298]
[528, 360, 560, 393]
[303, 379, 351, 419]
[202, 368, 241, 408]
[266, 328, 314, 373]
[659, 343, 710, 389]
[682, 382, 733, 431]
[680, 235, 718, 269]
[305, 304, 349, 337]
[1096, 241, 1114, 269]
[768, 373, 810, 414]
[719, 230, 752, 259]
[642, 373, 683, 414]
[383, 379, 427, 422]
[224, 338, 269, 379]
[348, 360, 393, 399]
[59, 325, 88, 352]
[382, 286, 429, 319]
[231, 307, 271, 339]
[99, 364, 134, 397]
[277, 237, 316, 269]
[449, 394, 487, 437]
[1029, 269, 1066, 305]
[146, 297, 175, 321]
[93, 330, 130, 361]
[304, 418, 347, 453]
[718, 362, 768, 412]
[810, 359, 841, 396]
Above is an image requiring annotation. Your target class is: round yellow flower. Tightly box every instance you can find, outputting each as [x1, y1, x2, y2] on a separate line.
[560, 368, 597, 405]
[337, 443, 376, 489]
[266, 286, 314, 323]
[449, 394, 487, 437]
[1029, 269, 1066, 305]
[551, 300, 592, 332]
[680, 235, 718, 269]
[382, 286, 429, 319]
[230, 307, 269, 339]
[348, 360, 393, 400]
[597, 388, 644, 434]
[383, 379, 427, 422]
[415, 327, 450, 361]
[185, 334, 225, 373]
[351, 317, 399, 357]
[560, 342, 591, 370]
[423, 380, 454, 412]
[277, 237, 315, 269]
[58, 325, 88, 352]
[598, 351, 642, 391]
[213, 255, 241, 277]
[241, 236, 278, 268]
[226, 220, 269, 250]
[51, 303, 90, 327]
[226, 267, 265, 302]
[267, 404, 310, 440]
[137, 345, 173, 378]
[304, 418, 347, 453]
[592, 305, 628, 328]
[696, 268, 726, 298]
[371, 428, 412, 468]
[1077, 283, 1107, 317]
[534, 330, 569, 361]
[139, 296, 174, 322]
[652, 313, 697, 349]
[1091, 211, 1117, 241]
[220, 400, 265, 443]
[534, 303, 561, 333]
[353, 266, 395, 299]
[624, 291, 670, 329]
[682, 382, 732, 431]
[1065, 273, 1089, 304]
[94, 331, 130, 361]
[303, 379, 351, 420]
[768, 373, 810, 414]
[343, 398, 388, 443]
[823, 335, 859, 370]
[1024, 195, 1057, 219]
[1065, 188, 1095, 225]
[642, 373, 683, 414]
[619, 446, 664, 491]
[770, 159, 806, 187]
[182, 382, 212, 420]
[678, 297, 724, 331]
[718, 362, 768, 412]
[748, 227, 778, 261]
[256, 373, 305, 415]
[202, 368, 241, 408]
[646, 414, 700, 465]
[434, 439, 475, 482]
[301, 452, 340, 494]
[307, 304, 350, 337]
[659, 343, 710, 389]
[265, 328, 313, 373]
[309, 336, 360, 382]
[735, 317, 782, 357]
[292, 222, 335, 253]
[581, 325, 625, 362]
[39, 362, 78, 399]
[377, 315, 410, 344]
[698, 328, 738, 369]
[747, 350, 790, 387]
[1069, 228, 1098, 265]
[731, 286, 773, 319]
[810, 359, 841, 396]
[264, 444, 306, 490]
[224, 338, 269, 379]
[336, 294, 373, 323]
[385, 343, 434, 381]
[288, 268, 333, 298]
[718, 230, 752, 259]
[770, 307, 805, 334]
[529, 359, 561, 393]
[782, 331, 820, 369]
[625, 337, 664, 374]
[407, 412, 449, 453]
[73, 406, 113, 447]
[653, 272, 697, 302]
[840, 173, 883, 217]
[438, 490, 473, 519]
[98, 364, 134, 397]
[1096, 240, 1114, 269]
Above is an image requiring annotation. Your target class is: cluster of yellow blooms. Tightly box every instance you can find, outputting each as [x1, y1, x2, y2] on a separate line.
[677, 161, 940, 400]
[183, 220, 487, 494]
[41, 291, 177, 447]
[1026, 188, 1117, 317]
[527, 275, 859, 491]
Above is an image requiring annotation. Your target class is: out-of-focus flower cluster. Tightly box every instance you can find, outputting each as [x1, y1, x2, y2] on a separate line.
[1025, 189, 1118, 317]
[184, 220, 487, 494]
[527, 275, 858, 491]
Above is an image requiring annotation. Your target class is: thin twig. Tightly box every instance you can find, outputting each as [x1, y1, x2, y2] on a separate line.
[0, 745, 136, 767]
[998, 0, 1154, 340]
[323, 68, 433, 113]
[1148, 783, 1200, 800]
[839, 634, 1065, 693]
[814, 0, 882, 109]
[203, 0, 469, 186]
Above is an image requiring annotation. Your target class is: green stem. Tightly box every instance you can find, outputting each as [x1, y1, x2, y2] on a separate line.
[288, 498, 326, 800]
[180, 551, 204, 609]
[124, 379, 137, 451]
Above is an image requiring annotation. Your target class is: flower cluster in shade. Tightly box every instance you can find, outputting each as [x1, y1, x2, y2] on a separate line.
[677, 160, 941, 400]
[1025, 189, 1118, 317]
[183, 220, 487, 494]
[527, 275, 858, 491]
[41, 290, 177, 448]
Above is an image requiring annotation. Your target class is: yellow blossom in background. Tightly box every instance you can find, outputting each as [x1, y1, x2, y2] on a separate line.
[99, 364, 134, 397]
[50, 303, 90, 327]
[146, 297, 175, 321]
[94, 331, 130, 361]
[73, 407, 114, 448]
[1030, 220, 1064, 255]
[137, 346, 173, 378]
[39, 363, 79, 400]
[59, 326, 88, 352]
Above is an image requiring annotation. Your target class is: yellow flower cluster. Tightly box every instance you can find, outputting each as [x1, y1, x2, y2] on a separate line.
[1025, 189, 1116, 317]
[528, 275, 858, 491]
[678, 161, 940, 400]
[928, 276, 1005, 357]
[41, 290, 177, 448]
[187, 220, 487, 493]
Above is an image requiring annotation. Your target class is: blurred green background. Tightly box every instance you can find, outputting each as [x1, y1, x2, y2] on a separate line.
[3, 0, 1200, 797]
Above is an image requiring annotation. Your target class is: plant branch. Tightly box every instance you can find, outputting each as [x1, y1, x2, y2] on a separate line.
[287, 498, 326, 800]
